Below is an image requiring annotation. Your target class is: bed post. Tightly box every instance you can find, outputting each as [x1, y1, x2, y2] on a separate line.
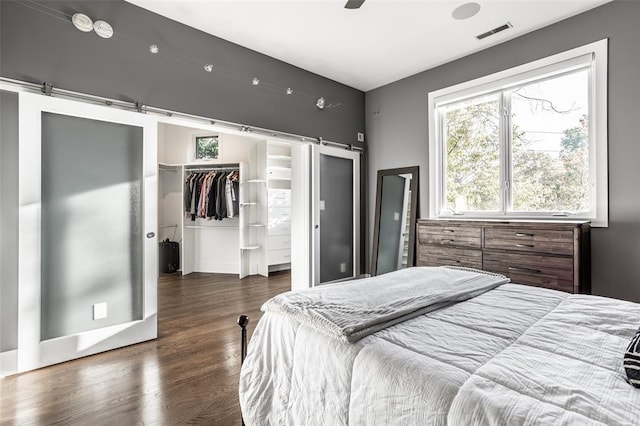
[237, 314, 249, 426]
[238, 314, 249, 364]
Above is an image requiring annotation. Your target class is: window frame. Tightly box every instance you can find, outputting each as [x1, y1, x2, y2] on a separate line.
[428, 39, 608, 227]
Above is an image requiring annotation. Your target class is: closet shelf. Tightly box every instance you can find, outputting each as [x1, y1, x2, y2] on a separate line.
[159, 224, 178, 228]
[241, 245, 261, 250]
[159, 163, 180, 172]
[267, 177, 291, 182]
[240, 202, 257, 206]
[267, 155, 292, 160]
[246, 179, 267, 183]
[249, 223, 266, 227]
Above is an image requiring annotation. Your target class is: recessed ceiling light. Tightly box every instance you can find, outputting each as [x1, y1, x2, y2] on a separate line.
[452, 2, 481, 20]
[72, 13, 93, 32]
[93, 20, 113, 39]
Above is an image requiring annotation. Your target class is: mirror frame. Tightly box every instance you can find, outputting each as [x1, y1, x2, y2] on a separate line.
[370, 166, 419, 276]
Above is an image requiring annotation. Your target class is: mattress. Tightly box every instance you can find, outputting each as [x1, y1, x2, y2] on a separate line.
[239, 282, 640, 425]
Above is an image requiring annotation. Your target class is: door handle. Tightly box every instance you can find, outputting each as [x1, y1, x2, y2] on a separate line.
[146, 232, 155, 239]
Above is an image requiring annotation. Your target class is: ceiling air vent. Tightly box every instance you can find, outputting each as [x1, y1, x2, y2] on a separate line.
[476, 22, 513, 40]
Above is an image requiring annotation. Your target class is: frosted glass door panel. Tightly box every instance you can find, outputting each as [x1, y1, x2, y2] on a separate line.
[319, 154, 354, 283]
[41, 113, 144, 340]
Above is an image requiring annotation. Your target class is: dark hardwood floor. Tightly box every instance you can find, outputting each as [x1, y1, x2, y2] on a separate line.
[0, 271, 290, 425]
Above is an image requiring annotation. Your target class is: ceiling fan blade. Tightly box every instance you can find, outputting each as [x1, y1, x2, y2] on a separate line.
[345, 0, 365, 9]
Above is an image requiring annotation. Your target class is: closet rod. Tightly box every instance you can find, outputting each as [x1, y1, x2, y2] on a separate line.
[185, 168, 239, 173]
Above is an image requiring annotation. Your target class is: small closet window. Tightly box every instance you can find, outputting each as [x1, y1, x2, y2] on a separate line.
[195, 135, 220, 160]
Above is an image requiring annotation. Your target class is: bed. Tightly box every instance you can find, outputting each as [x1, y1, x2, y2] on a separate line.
[239, 267, 640, 425]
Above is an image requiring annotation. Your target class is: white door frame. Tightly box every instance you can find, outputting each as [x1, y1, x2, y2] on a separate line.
[15, 92, 158, 374]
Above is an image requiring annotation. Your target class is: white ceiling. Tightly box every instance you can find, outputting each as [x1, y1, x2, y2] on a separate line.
[126, 0, 611, 92]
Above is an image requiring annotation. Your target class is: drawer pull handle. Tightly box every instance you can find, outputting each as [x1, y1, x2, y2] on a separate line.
[509, 266, 541, 274]
[515, 233, 534, 237]
[443, 229, 455, 233]
[438, 258, 461, 263]
[441, 239, 455, 243]
[515, 244, 535, 248]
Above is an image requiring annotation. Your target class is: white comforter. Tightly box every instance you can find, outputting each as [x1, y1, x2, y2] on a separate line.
[263, 267, 508, 343]
[239, 281, 640, 425]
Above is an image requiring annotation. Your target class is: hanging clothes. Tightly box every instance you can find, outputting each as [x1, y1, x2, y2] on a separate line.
[225, 171, 238, 217]
[184, 168, 239, 221]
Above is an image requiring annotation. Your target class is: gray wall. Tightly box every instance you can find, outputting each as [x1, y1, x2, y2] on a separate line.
[0, 0, 364, 146]
[366, 0, 640, 302]
[0, 91, 19, 352]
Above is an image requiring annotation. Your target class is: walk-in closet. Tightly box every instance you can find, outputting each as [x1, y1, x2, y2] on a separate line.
[157, 123, 294, 280]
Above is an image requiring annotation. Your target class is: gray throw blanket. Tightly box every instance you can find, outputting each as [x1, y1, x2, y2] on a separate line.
[262, 266, 509, 343]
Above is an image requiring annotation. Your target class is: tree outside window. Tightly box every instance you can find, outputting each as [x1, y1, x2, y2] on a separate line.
[442, 68, 590, 216]
[195, 136, 219, 160]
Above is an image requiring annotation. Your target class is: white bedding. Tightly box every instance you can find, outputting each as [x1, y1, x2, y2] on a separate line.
[239, 278, 640, 425]
[263, 267, 508, 343]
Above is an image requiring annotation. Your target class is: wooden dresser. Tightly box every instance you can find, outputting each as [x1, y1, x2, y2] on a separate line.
[416, 219, 591, 294]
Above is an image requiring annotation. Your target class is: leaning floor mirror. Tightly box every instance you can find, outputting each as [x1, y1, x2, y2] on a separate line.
[371, 166, 419, 276]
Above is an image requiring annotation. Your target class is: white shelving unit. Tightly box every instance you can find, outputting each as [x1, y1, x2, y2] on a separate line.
[265, 141, 292, 272]
[239, 162, 268, 278]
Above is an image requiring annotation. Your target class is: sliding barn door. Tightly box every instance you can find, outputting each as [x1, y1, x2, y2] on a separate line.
[311, 145, 360, 285]
[17, 92, 158, 373]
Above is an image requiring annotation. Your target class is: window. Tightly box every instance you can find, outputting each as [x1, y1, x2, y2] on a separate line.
[195, 135, 219, 160]
[428, 40, 608, 226]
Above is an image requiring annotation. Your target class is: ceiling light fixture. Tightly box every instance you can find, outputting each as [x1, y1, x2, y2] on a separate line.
[316, 97, 325, 110]
[252, 77, 260, 86]
[204, 64, 213, 72]
[93, 20, 113, 38]
[149, 44, 159, 54]
[72, 13, 93, 32]
[286, 87, 293, 95]
[452, 2, 481, 20]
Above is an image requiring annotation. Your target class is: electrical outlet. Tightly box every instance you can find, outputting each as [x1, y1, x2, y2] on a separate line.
[357, 132, 364, 142]
[93, 302, 107, 320]
[340, 262, 347, 273]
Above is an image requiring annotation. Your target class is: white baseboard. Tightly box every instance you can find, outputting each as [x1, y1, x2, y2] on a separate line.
[194, 261, 239, 274]
[0, 349, 18, 377]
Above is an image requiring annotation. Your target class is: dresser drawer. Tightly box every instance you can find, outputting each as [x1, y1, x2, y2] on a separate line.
[418, 226, 482, 249]
[417, 245, 482, 269]
[268, 189, 291, 207]
[268, 235, 291, 250]
[268, 206, 290, 222]
[484, 228, 573, 255]
[267, 167, 291, 180]
[483, 251, 574, 292]
[268, 248, 291, 265]
[268, 221, 290, 236]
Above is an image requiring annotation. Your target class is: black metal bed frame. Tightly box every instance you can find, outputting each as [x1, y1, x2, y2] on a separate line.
[237, 314, 249, 426]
